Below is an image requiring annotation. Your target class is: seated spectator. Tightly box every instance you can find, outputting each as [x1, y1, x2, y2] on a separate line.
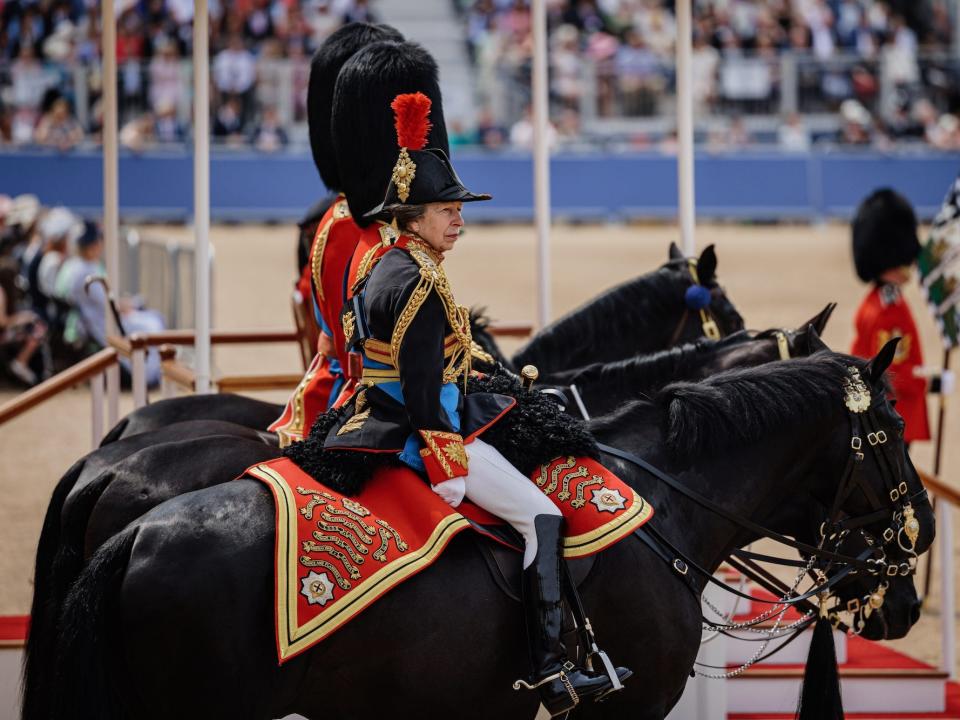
[120, 112, 156, 152]
[0, 258, 46, 386]
[248, 106, 288, 152]
[33, 206, 78, 325]
[616, 29, 663, 117]
[53, 221, 102, 352]
[213, 34, 256, 121]
[779, 112, 811, 152]
[34, 97, 83, 151]
[213, 96, 246, 146]
[509, 104, 557, 149]
[148, 39, 184, 113]
[153, 101, 186, 144]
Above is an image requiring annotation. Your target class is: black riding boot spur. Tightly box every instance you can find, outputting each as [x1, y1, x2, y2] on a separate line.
[513, 514, 631, 716]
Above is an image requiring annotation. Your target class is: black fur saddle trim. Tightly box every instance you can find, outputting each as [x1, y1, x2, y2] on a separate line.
[466, 368, 599, 475]
[283, 367, 599, 495]
[282, 407, 402, 496]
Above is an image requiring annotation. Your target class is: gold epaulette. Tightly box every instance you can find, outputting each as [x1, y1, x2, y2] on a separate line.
[310, 198, 351, 303]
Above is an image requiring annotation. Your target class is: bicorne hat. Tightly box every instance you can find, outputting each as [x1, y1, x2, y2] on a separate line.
[331, 40, 451, 225]
[852, 188, 920, 283]
[365, 92, 491, 217]
[307, 23, 403, 192]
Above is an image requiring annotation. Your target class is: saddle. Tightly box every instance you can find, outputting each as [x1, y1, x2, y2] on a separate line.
[244, 454, 650, 663]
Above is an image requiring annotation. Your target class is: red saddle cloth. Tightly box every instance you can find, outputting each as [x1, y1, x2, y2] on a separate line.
[244, 455, 652, 663]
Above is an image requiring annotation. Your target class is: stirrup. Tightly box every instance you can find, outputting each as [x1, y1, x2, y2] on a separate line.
[512, 660, 580, 707]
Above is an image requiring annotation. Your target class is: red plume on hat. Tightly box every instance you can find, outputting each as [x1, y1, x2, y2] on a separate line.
[391, 92, 431, 150]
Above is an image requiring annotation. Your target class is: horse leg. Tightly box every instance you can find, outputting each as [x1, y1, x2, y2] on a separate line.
[569, 539, 702, 720]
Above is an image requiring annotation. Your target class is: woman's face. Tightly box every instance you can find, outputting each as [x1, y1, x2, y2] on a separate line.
[409, 201, 464, 257]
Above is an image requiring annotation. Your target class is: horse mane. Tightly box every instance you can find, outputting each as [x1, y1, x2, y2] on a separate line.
[545, 333, 732, 389]
[511, 259, 688, 369]
[591, 352, 875, 458]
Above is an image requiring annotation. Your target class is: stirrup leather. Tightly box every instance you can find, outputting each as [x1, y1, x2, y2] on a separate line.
[512, 661, 580, 705]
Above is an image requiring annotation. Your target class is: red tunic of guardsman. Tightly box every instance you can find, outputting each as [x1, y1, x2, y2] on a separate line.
[271, 22, 404, 446]
[850, 188, 930, 443]
[852, 284, 930, 441]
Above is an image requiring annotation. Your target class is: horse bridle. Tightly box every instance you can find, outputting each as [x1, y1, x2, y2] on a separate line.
[667, 259, 724, 346]
[600, 365, 925, 633]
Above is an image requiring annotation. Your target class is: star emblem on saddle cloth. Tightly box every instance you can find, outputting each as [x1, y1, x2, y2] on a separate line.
[300, 571, 335, 606]
[590, 487, 627, 513]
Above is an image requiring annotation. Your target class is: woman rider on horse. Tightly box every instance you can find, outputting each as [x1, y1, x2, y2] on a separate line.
[322, 93, 631, 715]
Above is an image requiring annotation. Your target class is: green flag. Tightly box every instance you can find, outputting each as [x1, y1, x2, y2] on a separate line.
[919, 175, 960, 348]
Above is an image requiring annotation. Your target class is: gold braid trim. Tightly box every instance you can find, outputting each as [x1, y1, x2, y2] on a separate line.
[391, 239, 473, 387]
[309, 200, 347, 304]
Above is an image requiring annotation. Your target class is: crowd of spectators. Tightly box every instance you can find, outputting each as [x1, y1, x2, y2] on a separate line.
[2, 1, 960, 154]
[0, 194, 164, 387]
[0, 0, 371, 151]
[461, 0, 960, 150]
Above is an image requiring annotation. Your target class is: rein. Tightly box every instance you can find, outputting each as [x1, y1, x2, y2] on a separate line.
[594, 366, 923, 637]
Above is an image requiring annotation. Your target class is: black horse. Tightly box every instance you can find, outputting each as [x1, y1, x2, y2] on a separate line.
[20, 420, 276, 720]
[509, 243, 743, 375]
[52, 345, 932, 720]
[21, 311, 831, 720]
[545, 305, 834, 417]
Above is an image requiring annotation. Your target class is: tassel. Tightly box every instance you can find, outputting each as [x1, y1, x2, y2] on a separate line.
[796, 616, 845, 720]
[391, 92, 431, 150]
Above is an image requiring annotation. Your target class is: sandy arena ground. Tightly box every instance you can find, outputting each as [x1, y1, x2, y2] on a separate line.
[0, 220, 957, 673]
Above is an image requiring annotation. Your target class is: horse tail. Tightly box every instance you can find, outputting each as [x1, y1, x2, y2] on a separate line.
[54, 528, 138, 720]
[99, 417, 129, 446]
[21, 457, 85, 720]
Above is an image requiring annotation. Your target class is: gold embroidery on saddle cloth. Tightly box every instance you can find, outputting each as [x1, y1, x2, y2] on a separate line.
[326, 504, 378, 536]
[538, 457, 577, 495]
[376, 519, 409, 551]
[301, 542, 362, 579]
[556, 465, 590, 502]
[311, 532, 367, 562]
[390, 240, 473, 388]
[299, 556, 352, 590]
[317, 520, 372, 548]
[336, 389, 370, 435]
[572, 476, 605, 508]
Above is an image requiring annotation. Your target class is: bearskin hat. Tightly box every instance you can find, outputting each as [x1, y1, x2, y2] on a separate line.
[332, 40, 450, 225]
[852, 188, 920, 283]
[307, 23, 403, 191]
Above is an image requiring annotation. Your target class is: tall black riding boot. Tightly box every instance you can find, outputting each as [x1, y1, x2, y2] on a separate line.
[516, 514, 631, 716]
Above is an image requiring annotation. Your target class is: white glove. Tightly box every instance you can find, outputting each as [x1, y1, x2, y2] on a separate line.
[432, 477, 466, 508]
[940, 370, 956, 396]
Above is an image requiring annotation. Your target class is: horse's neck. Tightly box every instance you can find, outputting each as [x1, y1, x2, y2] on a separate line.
[512, 268, 679, 369]
[596, 404, 822, 579]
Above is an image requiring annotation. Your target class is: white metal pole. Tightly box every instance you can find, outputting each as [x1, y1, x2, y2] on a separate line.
[531, 0, 551, 328]
[675, 0, 696, 256]
[102, 0, 119, 332]
[939, 500, 956, 679]
[193, 0, 212, 393]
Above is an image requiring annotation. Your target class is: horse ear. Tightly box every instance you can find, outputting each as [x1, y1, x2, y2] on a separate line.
[669, 241, 684, 261]
[867, 338, 900, 383]
[697, 245, 717, 284]
[803, 324, 830, 353]
[805, 302, 837, 336]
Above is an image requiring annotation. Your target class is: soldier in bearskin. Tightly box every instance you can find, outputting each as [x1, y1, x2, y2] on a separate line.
[271, 23, 403, 446]
[322, 92, 631, 716]
[851, 188, 953, 443]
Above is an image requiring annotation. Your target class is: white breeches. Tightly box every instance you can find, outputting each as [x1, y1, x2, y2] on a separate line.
[463, 439, 561, 568]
